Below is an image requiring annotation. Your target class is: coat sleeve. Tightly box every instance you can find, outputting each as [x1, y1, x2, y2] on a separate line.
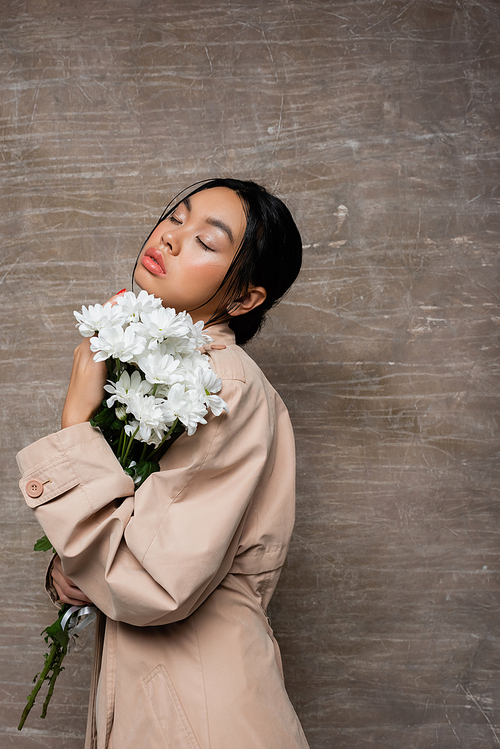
[17, 375, 275, 626]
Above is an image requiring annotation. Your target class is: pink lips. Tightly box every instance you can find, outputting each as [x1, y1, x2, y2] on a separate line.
[141, 248, 166, 276]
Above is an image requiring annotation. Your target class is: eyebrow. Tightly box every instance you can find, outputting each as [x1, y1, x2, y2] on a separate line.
[183, 196, 234, 244]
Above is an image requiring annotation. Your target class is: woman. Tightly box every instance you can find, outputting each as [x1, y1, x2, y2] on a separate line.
[17, 179, 310, 748]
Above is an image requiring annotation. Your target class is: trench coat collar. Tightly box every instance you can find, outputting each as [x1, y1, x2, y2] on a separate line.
[201, 322, 236, 349]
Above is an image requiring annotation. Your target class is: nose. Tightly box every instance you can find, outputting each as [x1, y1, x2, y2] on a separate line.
[159, 229, 181, 256]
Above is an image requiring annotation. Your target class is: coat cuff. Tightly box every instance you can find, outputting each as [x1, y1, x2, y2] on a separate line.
[17, 422, 134, 510]
[45, 553, 61, 608]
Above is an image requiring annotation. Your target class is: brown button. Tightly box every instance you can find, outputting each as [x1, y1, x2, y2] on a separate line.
[210, 344, 226, 350]
[26, 479, 44, 499]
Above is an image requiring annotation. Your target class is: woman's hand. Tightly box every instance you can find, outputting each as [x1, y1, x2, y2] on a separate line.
[61, 337, 107, 429]
[52, 555, 93, 606]
[61, 292, 124, 430]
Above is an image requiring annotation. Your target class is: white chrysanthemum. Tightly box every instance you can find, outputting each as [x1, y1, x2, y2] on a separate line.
[125, 419, 148, 442]
[125, 393, 165, 442]
[157, 396, 177, 426]
[137, 350, 183, 385]
[184, 367, 228, 417]
[136, 306, 192, 343]
[90, 326, 147, 362]
[165, 384, 208, 437]
[115, 290, 162, 322]
[204, 393, 228, 417]
[74, 302, 125, 337]
[179, 313, 212, 348]
[186, 366, 222, 395]
[104, 369, 153, 408]
[145, 337, 178, 356]
[154, 336, 194, 355]
[138, 431, 165, 449]
[180, 350, 210, 372]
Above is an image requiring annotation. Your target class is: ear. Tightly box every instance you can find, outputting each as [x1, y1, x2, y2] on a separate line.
[227, 286, 267, 317]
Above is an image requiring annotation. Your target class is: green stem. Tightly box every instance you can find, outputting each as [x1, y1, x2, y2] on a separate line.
[121, 426, 139, 467]
[117, 426, 126, 462]
[17, 640, 58, 730]
[148, 419, 179, 462]
[40, 644, 67, 719]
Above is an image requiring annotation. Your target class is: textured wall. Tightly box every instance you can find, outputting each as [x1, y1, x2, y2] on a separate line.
[1, 1, 499, 747]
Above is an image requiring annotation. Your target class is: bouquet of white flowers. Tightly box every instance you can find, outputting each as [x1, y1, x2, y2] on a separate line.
[77, 289, 227, 483]
[18, 291, 228, 730]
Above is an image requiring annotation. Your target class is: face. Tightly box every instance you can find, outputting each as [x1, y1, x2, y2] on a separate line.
[134, 187, 247, 324]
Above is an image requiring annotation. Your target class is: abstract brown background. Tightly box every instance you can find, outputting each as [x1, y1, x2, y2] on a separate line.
[1, 1, 499, 747]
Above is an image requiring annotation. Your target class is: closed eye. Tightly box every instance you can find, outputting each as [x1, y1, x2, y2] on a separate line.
[167, 211, 214, 250]
[197, 237, 215, 252]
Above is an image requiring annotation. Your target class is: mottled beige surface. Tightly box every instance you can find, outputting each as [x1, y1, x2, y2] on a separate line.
[1, 1, 499, 747]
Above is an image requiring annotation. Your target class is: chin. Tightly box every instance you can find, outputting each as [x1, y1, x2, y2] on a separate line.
[133, 268, 154, 296]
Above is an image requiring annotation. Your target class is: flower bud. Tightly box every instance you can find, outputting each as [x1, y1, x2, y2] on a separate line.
[115, 405, 128, 421]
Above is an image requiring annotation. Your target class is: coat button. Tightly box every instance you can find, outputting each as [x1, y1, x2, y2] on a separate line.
[26, 479, 44, 499]
[210, 344, 226, 350]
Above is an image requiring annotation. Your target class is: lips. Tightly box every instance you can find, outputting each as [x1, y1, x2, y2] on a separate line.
[141, 248, 166, 276]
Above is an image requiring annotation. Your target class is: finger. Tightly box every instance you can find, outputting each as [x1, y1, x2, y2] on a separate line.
[106, 288, 127, 307]
[64, 585, 93, 604]
[52, 569, 73, 597]
[54, 579, 93, 605]
[52, 560, 93, 604]
[52, 568, 82, 595]
[57, 589, 93, 606]
[52, 571, 87, 603]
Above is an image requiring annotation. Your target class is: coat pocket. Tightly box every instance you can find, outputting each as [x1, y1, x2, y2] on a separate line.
[143, 664, 201, 749]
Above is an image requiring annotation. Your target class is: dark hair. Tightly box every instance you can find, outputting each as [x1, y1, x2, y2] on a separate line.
[134, 178, 302, 345]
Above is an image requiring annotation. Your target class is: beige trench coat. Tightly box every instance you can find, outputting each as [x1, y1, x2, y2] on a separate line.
[17, 324, 310, 749]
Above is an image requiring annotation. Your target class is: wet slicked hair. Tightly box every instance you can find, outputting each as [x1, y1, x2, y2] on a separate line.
[134, 178, 302, 345]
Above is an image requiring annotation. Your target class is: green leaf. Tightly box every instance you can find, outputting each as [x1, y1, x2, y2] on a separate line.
[43, 608, 70, 649]
[91, 406, 114, 428]
[34, 535, 55, 553]
[135, 460, 160, 484]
